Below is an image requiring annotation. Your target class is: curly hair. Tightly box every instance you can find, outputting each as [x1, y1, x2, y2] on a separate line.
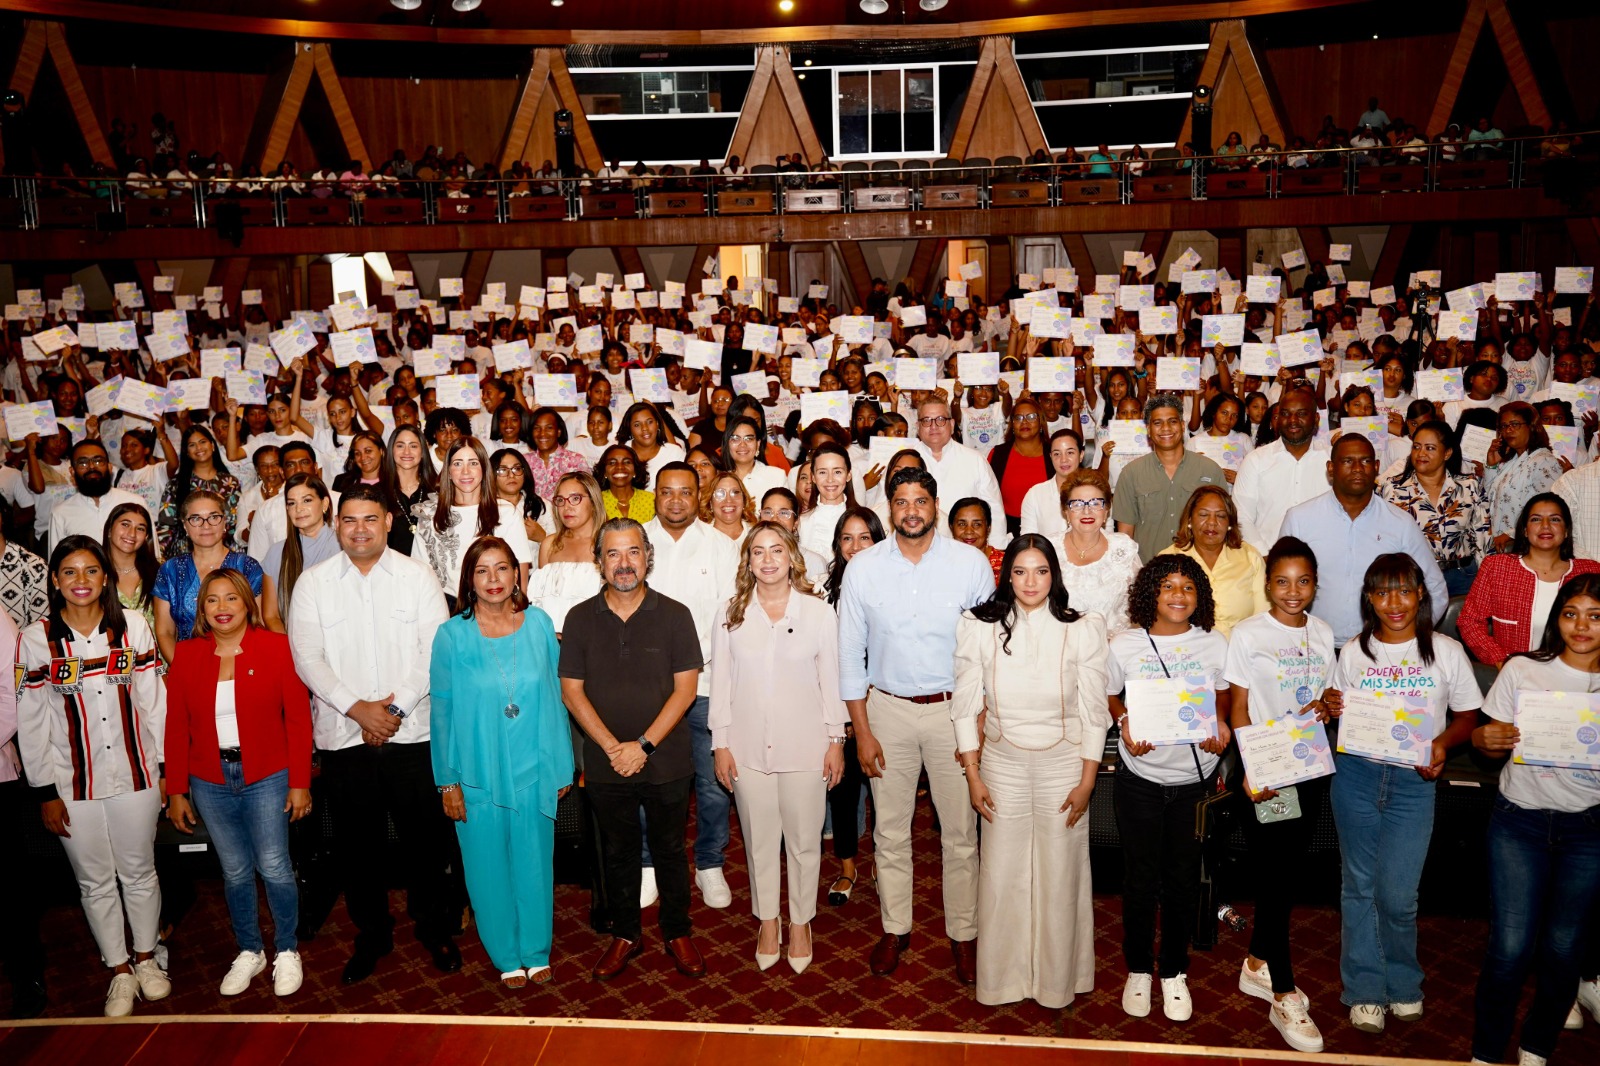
[1127, 554, 1217, 633]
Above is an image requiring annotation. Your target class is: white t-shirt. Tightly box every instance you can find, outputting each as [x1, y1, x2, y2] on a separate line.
[1333, 632, 1482, 741]
[1482, 655, 1600, 813]
[1529, 578, 1562, 648]
[1223, 612, 1337, 726]
[1107, 625, 1230, 785]
[214, 679, 240, 748]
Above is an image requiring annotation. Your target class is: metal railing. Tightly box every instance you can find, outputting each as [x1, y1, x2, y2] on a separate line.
[3, 130, 1589, 231]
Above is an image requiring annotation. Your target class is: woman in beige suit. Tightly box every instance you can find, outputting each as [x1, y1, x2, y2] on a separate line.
[953, 532, 1110, 1009]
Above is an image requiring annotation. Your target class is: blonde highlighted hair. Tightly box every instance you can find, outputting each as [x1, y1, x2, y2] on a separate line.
[190, 568, 264, 637]
[723, 521, 814, 630]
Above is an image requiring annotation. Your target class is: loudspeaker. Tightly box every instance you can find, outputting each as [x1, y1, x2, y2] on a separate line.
[554, 108, 576, 178]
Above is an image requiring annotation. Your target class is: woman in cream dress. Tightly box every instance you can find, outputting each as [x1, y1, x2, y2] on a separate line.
[953, 533, 1110, 1009]
[526, 471, 603, 636]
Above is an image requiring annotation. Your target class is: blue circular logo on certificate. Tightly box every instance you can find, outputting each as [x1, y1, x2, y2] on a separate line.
[1295, 685, 1313, 704]
[1390, 724, 1410, 741]
[1579, 726, 1598, 745]
[1292, 742, 1310, 759]
[1178, 707, 1195, 723]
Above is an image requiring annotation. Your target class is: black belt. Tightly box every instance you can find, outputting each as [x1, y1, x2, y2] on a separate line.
[218, 747, 243, 763]
[880, 690, 952, 705]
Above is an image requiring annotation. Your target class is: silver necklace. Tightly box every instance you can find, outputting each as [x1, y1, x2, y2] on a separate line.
[482, 618, 521, 719]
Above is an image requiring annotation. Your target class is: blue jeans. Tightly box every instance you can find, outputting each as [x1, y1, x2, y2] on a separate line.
[1443, 561, 1479, 598]
[188, 765, 298, 955]
[1329, 752, 1434, 1007]
[641, 695, 730, 871]
[1472, 797, 1600, 1063]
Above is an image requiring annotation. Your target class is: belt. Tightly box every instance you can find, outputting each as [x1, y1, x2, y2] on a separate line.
[881, 690, 952, 705]
[1439, 556, 1477, 573]
[218, 747, 243, 763]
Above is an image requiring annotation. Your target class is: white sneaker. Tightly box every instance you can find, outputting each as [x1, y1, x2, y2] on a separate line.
[640, 867, 659, 908]
[1161, 974, 1193, 1021]
[1579, 977, 1600, 1022]
[1390, 999, 1423, 1021]
[1565, 1001, 1583, 1030]
[1238, 958, 1274, 1003]
[695, 867, 733, 909]
[1518, 1051, 1547, 1066]
[1349, 1003, 1385, 1033]
[1121, 972, 1152, 1018]
[133, 957, 171, 1001]
[104, 972, 139, 1017]
[273, 951, 303, 996]
[1270, 992, 1324, 1053]
[219, 950, 266, 996]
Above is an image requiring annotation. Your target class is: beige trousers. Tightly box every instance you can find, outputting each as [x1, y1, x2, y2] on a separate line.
[865, 689, 979, 940]
[730, 767, 826, 924]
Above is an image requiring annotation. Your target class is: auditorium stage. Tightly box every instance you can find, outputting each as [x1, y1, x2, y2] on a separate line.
[0, 1014, 1471, 1066]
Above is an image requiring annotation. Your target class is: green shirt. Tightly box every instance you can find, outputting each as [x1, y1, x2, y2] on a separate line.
[1111, 449, 1228, 562]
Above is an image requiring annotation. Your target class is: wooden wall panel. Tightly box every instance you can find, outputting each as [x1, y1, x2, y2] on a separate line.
[1263, 34, 1455, 141]
[340, 75, 518, 169]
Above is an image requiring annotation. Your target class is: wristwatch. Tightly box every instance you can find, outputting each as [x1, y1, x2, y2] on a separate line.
[637, 736, 656, 757]
[386, 703, 407, 720]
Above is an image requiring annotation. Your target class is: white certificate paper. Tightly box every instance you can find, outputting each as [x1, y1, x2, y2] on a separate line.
[1336, 689, 1432, 767]
[1513, 691, 1600, 770]
[1236, 713, 1336, 790]
[1124, 676, 1218, 747]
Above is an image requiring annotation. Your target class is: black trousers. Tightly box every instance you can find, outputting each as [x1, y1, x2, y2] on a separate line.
[0, 780, 45, 989]
[827, 735, 865, 862]
[1241, 775, 1328, 993]
[588, 775, 692, 943]
[1114, 761, 1210, 977]
[320, 741, 457, 951]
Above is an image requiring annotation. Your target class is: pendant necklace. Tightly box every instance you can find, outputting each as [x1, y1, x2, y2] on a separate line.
[484, 622, 521, 719]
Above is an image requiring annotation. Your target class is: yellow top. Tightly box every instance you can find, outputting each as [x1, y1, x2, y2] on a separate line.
[1156, 541, 1269, 637]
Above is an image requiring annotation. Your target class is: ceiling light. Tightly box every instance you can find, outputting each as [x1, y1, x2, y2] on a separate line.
[797, 73, 806, 80]
[920, 0, 949, 9]
[779, 0, 795, 11]
[552, 0, 563, 6]
[804, 59, 813, 66]
[861, 0, 889, 13]
[451, 0, 482, 11]
[390, 0, 422, 9]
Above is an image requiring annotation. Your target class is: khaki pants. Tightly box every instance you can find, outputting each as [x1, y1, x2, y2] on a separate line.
[730, 767, 826, 925]
[866, 689, 978, 940]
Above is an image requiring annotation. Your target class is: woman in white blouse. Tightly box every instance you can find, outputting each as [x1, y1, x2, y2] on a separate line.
[710, 523, 846, 975]
[1051, 468, 1142, 634]
[796, 443, 857, 559]
[411, 437, 535, 608]
[954, 534, 1109, 1009]
[1018, 429, 1082, 538]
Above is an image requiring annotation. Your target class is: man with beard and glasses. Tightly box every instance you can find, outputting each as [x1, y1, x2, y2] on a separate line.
[47, 440, 144, 551]
[1232, 386, 1331, 555]
[559, 517, 705, 981]
[837, 467, 993, 983]
[1111, 394, 1227, 563]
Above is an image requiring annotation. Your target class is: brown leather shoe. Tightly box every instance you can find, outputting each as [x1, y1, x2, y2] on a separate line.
[590, 937, 641, 981]
[665, 936, 706, 978]
[869, 932, 911, 976]
[951, 938, 977, 986]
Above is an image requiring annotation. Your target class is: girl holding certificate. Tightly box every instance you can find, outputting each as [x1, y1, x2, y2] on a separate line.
[1331, 553, 1482, 1036]
[1222, 536, 1340, 1053]
[1470, 572, 1600, 1066]
[954, 534, 1110, 1009]
[1106, 554, 1232, 1024]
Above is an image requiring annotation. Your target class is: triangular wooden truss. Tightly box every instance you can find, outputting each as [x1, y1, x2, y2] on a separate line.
[497, 48, 605, 173]
[243, 41, 369, 172]
[1426, 0, 1550, 136]
[725, 45, 825, 167]
[946, 36, 1048, 161]
[1177, 19, 1287, 149]
[4, 20, 114, 170]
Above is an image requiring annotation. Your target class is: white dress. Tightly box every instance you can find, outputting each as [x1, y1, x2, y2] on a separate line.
[526, 560, 602, 635]
[1050, 529, 1141, 635]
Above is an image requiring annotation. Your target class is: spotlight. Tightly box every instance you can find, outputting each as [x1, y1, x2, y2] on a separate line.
[390, 0, 422, 9]
[861, 0, 889, 13]
[1192, 83, 1211, 102]
[779, 0, 795, 11]
[451, 0, 481, 11]
[920, 0, 949, 9]
[552, 0, 564, 6]
[804, 59, 813, 66]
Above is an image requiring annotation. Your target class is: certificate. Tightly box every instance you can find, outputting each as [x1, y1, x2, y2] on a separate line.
[1181, 269, 1217, 295]
[269, 320, 316, 362]
[899, 304, 927, 328]
[1437, 310, 1477, 341]
[1236, 713, 1336, 791]
[1246, 276, 1281, 303]
[1092, 335, 1135, 367]
[490, 340, 534, 373]
[434, 374, 482, 411]
[835, 315, 874, 344]
[1106, 420, 1149, 456]
[789, 357, 825, 388]
[3, 401, 58, 442]
[1118, 285, 1154, 310]
[1030, 307, 1073, 339]
[957, 352, 998, 385]
[1139, 306, 1177, 335]
[800, 390, 849, 428]
[1414, 367, 1464, 402]
[744, 323, 779, 354]
[1494, 271, 1539, 303]
[1156, 356, 1201, 391]
[1276, 329, 1324, 368]
[200, 349, 242, 379]
[1459, 424, 1497, 466]
[1027, 356, 1073, 392]
[329, 328, 377, 368]
[534, 374, 579, 407]
[1124, 676, 1218, 747]
[412, 348, 452, 378]
[574, 325, 604, 354]
[223, 371, 266, 406]
[1335, 689, 1432, 767]
[629, 368, 671, 403]
[1188, 433, 1246, 470]
[731, 371, 768, 398]
[1201, 314, 1245, 347]
[1081, 295, 1113, 322]
[1513, 692, 1600, 770]
[1555, 267, 1594, 294]
[684, 338, 723, 372]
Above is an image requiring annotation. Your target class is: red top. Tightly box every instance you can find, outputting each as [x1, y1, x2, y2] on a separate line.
[1457, 553, 1600, 666]
[998, 448, 1048, 517]
[163, 627, 314, 791]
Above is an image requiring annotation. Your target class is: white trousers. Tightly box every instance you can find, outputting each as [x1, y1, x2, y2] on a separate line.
[975, 737, 1096, 1008]
[866, 690, 979, 940]
[730, 766, 826, 924]
[59, 788, 163, 968]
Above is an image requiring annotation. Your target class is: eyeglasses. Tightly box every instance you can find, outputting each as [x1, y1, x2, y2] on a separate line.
[72, 456, 110, 469]
[1498, 420, 1528, 431]
[728, 434, 758, 444]
[553, 493, 588, 507]
[1065, 497, 1107, 511]
[759, 508, 797, 520]
[1012, 413, 1039, 423]
[712, 488, 743, 501]
[495, 466, 522, 477]
[918, 416, 952, 427]
[184, 513, 226, 527]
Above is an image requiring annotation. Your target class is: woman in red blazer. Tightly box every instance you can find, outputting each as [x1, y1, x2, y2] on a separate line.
[1458, 492, 1600, 666]
[164, 568, 313, 1000]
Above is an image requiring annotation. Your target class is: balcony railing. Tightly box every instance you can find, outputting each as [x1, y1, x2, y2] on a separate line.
[3, 131, 1590, 231]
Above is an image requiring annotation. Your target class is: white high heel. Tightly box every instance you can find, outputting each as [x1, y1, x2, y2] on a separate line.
[755, 921, 781, 971]
[787, 922, 813, 975]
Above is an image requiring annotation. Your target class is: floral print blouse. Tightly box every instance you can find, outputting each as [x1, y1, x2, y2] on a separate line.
[156, 472, 244, 556]
[1483, 449, 1566, 541]
[1380, 472, 1491, 567]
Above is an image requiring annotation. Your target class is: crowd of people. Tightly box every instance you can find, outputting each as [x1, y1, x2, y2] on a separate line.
[3, 252, 1600, 1066]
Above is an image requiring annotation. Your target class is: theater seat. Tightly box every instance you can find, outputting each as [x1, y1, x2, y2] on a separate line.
[1438, 595, 1465, 640]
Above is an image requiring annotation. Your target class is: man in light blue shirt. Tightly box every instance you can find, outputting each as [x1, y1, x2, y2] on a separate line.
[1279, 435, 1448, 647]
[837, 467, 992, 983]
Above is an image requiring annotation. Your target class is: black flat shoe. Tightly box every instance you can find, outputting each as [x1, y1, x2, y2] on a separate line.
[342, 945, 391, 984]
[427, 939, 462, 974]
[827, 874, 856, 907]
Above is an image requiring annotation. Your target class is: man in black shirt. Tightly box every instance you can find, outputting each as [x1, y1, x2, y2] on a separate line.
[559, 518, 705, 979]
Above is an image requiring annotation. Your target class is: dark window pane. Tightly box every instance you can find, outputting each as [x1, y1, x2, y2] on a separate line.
[1035, 98, 1191, 151]
[839, 72, 869, 156]
[870, 70, 901, 154]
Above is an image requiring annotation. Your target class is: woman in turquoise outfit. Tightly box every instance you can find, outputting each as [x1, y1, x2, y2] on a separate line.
[430, 535, 573, 988]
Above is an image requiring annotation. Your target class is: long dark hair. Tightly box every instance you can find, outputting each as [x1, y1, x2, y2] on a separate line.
[454, 535, 529, 618]
[173, 425, 220, 503]
[1394, 418, 1462, 483]
[824, 505, 884, 606]
[337, 429, 388, 485]
[47, 535, 128, 642]
[969, 534, 1081, 653]
[381, 423, 438, 503]
[490, 447, 546, 525]
[1511, 491, 1575, 559]
[101, 502, 158, 611]
[435, 436, 501, 536]
[1517, 572, 1600, 665]
[1356, 553, 1437, 666]
[1128, 554, 1216, 632]
[276, 473, 332, 619]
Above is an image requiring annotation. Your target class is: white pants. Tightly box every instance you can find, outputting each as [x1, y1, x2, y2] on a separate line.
[59, 789, 163, 968]
[976, 737, 1096, 1008]
[730, 766, 826, 924]
[866, 690, 979, 940]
